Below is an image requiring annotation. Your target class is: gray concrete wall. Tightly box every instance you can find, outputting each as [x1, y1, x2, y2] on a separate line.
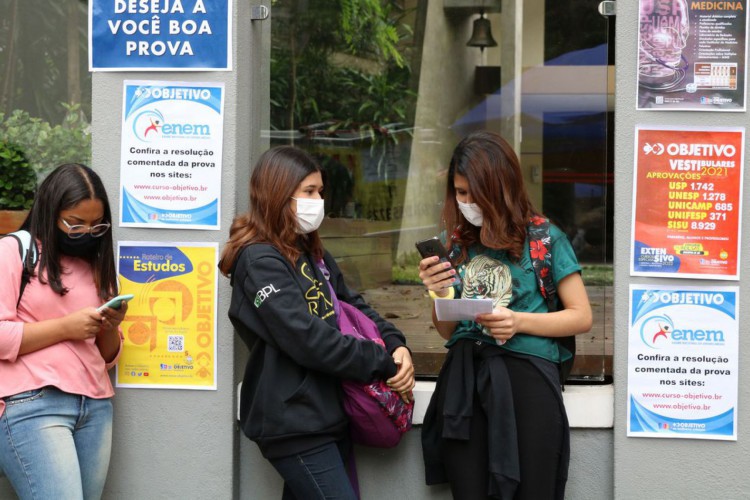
[613, 2, 750, 499]
[238, 427, 613, 499]
[88, 0, 268, 497]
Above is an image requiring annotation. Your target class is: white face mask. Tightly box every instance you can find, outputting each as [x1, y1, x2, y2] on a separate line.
[457, 200, 483, 227]
[292, 197, 325, 233]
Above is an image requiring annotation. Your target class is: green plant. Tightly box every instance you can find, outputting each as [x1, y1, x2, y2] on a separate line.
[0, 141, 36, 210]
[581, 264, 614, 286]
[0, 103, 91, 180]
[392, 250, 422, 284]
[270, 0, 415, 132]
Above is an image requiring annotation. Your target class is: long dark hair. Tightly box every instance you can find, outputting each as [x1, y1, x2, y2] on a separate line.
[219, 146, 325, 276]
[21, 163, 117, 299]
[444, 131, 539, 261]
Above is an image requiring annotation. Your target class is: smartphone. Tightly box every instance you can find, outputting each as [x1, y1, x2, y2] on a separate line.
[97, 294, 134, 312]
[415, 237, 461, 286]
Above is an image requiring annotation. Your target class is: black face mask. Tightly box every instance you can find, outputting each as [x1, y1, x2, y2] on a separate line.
[56, 228, 101, 258]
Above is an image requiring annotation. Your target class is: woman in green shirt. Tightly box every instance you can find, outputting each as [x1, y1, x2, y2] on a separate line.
[419, 131, 592, 500]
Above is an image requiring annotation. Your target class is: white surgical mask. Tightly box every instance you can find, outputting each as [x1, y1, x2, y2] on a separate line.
[292, 197, 325, 233]
[457, 200, 484, 227]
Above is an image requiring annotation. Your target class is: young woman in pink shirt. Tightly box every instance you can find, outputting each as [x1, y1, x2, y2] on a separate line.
[0, 163, 126, 500]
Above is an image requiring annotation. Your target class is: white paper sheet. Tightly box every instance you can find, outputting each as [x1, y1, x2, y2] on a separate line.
[434, 298, 494, 321]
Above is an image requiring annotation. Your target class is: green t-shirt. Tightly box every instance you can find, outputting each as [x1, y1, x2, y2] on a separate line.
[444, 224, 581, 363]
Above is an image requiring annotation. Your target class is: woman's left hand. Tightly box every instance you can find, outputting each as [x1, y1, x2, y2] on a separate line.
[99, 301, 128, 332]
[387, 346, 415, 403]
[475, 307, 518, 345]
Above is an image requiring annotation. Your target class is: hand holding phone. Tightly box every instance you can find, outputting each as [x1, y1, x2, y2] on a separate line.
[97, 294, 134, 312]
[415, 237, 461, 286]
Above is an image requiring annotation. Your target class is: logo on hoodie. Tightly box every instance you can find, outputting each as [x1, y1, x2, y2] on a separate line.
[254, 284, 280, 308]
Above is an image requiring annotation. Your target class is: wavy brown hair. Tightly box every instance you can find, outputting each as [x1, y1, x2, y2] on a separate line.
[443, 131, 539, 262]
[219, 146, 325, 276]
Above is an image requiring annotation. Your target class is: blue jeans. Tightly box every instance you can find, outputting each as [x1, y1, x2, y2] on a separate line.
[269, 441, 358, 500]
[0, 387, 113, 500]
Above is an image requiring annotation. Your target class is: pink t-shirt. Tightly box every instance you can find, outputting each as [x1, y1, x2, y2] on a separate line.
[0, 236, 122, 416]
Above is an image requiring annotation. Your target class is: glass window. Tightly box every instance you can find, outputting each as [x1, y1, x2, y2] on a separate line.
[0, 0, 92, 185]
[268, 0, 612, 380]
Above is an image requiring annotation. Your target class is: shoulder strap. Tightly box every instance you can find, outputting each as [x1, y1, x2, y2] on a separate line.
[317, 257, 341, 317]
[4, 230, 38, 307]
[527, 217, 557, 312]
[527, 217, 576, 386]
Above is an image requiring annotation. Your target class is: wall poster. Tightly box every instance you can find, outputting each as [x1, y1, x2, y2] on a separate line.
[116, 242, 218, 390]
[631, 126, 744, 279]
[628, 285, 738, 441]
[637, 0, 748, 111]
[119, 80, 224, 230]
[90, 0, 232, 71]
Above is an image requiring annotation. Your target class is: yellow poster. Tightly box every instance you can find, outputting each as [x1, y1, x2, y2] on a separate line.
[115, 242, 218, 390]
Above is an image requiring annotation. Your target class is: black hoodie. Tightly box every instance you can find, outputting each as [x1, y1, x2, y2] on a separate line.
[228, 243, 404, 458]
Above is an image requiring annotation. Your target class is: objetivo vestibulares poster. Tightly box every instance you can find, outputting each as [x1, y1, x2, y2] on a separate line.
[631, 126, 744, 279]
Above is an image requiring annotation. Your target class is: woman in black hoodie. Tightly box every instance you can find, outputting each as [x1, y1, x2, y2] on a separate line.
[219, 146, 414, 499]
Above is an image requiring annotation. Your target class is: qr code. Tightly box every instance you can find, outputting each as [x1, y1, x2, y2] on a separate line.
[167, 335, 185, 352]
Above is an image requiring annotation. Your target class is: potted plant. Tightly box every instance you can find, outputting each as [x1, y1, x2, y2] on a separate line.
[0, 141, 36, 233]
[0, 105, 92, 180]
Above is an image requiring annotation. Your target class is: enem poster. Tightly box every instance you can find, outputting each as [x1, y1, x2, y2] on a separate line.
[116, 242, 218, 390]
[628, 285, 738, 440]
[119, 80, 224, 229]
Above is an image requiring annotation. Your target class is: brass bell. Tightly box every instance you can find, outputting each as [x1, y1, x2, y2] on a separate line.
[466, 13, 498, 50]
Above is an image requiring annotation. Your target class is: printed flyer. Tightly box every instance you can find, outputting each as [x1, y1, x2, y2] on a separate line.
[120, 80, 224, 230]
[628, 285, 738, 440]
[631, 126, 744, 279]
[89, 0, 232, 71]
[116, 242, 218, 390]
[637, 0, 748, 111]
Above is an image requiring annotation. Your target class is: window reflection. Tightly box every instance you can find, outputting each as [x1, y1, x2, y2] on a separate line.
[0, 0, 92, 182]
[268, 0, 612, 380]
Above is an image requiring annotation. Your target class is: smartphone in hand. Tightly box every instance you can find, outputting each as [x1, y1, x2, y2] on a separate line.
[97, 294, 134, 313]
[415, 237, 461, 286]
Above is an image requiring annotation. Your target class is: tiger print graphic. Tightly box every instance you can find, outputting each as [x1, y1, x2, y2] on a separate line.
[461, 254, 512, 308]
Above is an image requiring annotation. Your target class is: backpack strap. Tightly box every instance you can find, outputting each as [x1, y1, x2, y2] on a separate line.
[3, 230, 38, 308]
[527, 217, 557, 311]
[527, 217, 575, 387]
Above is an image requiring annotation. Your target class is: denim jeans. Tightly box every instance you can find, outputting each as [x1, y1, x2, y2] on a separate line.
[269, 440, 358, 500]
[0, 387, 113, 500]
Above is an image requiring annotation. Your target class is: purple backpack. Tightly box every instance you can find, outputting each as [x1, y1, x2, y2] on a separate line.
[320, 262, 414, 448]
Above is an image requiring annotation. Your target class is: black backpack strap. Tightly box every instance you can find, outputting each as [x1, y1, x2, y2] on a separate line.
[527, 217, 575, 387]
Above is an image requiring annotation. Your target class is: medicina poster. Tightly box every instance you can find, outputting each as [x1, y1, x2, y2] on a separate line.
[637, 0, 748, 111]
[119, 80, 224, 230]
[631, 126, 744, 279]
[116, 242, 218, 390]
[628, 285, 738, 440]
